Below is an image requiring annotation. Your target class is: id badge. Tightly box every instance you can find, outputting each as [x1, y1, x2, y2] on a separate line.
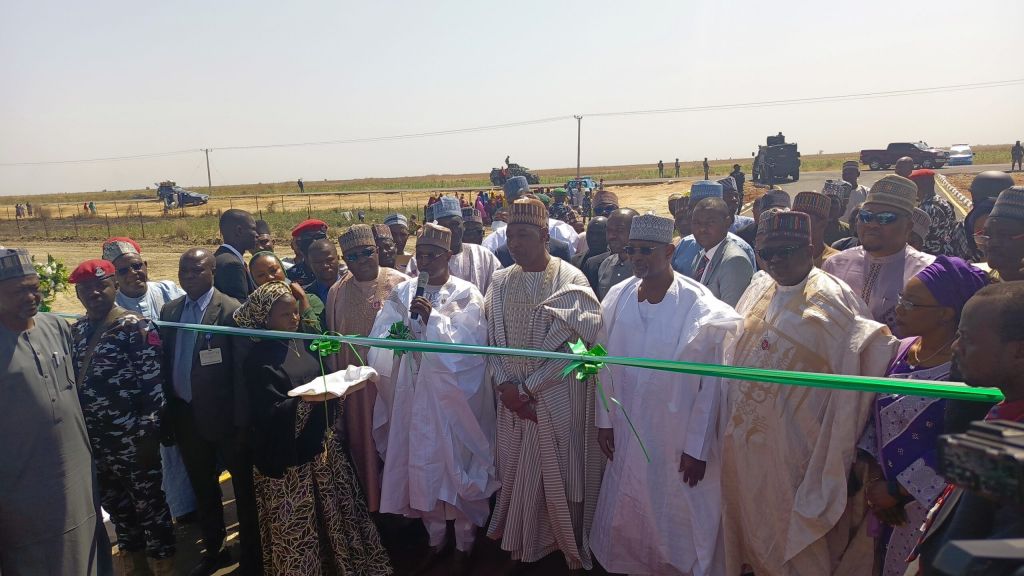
[199, 348, 223, 366]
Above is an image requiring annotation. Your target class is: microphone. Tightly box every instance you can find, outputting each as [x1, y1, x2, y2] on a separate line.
[411, 271, 429, 320]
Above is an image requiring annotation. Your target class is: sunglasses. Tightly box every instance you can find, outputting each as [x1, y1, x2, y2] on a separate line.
[858, 210, 902, 225]
[594, 205, 617, 216]
[974, 231, 1024, 247]
[343, 248, 376, 263]
[896, 294, 945, 312]
[757, 244, 804, 261]
[622, 245, 658, 256]
[116, 262, 145, 275]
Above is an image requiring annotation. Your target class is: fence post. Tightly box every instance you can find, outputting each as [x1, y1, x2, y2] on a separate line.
[113, 201, 119, 218]
[307, 195, 312, 217]
[255, 190, 260, 215]
[400, 191, 404, 208]
[337, 194, 342, 211]
[105, 215, 111, 237]
[73, 215, 79, 236]
[230, 198, 234, 209]
[57, 204, 63, 220]
[137, 202, 145, 239]
[42, 217, 49, 238]
[282, 195, 286, 214]
[368, 193, 372, 210]
[15, 214, 21, 235]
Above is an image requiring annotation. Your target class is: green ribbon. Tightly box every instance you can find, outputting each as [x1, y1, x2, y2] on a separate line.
[53, 313, 1006, 404]
[309, 337, 341, 357]
[560, 339, 649, 462]
[386, 321, 412, 359]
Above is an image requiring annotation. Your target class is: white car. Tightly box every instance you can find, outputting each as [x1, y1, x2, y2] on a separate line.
[948, 144, 974, 166]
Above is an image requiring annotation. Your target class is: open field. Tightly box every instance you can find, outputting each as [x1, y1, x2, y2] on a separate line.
[1, 145, 1014, 208]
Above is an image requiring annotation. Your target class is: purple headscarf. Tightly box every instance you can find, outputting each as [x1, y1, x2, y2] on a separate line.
[914, 256, 989, 320]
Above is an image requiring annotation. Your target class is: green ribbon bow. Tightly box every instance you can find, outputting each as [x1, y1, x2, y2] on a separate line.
[309, 338, 341, 357]
[561, 339, 649, 462]
[387, 321, 413, 359]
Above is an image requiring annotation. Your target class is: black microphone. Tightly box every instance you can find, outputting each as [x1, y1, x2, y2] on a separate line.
[411, 271, 429, 320]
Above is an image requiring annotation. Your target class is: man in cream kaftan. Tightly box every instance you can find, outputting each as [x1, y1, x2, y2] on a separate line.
[720, 210, 899, 576]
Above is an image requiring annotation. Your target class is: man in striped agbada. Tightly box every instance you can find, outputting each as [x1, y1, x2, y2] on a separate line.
[484, 197, 605, 574]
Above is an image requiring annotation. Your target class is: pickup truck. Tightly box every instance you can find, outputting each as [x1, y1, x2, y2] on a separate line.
[859, 142, 949, 171]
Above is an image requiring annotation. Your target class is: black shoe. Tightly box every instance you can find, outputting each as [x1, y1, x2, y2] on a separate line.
[450, 549, 471, 576]
[188, 547, 231, 576]
[413, 544, 445, 575]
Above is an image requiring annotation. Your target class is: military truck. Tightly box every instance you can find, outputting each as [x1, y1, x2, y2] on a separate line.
[489, 162, 541, 186]
[752, 133, 801, 184]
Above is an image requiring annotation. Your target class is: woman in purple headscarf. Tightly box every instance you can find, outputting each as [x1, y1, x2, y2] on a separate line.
[858, 256, 989, 576]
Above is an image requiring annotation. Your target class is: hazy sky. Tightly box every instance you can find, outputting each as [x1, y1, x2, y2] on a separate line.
[2, 0, 1022, 196]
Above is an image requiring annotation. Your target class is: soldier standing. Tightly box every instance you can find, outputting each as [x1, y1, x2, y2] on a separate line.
[70, 259, 175, 575]
[658, 159, 665, 178]
[675, 158, 680, 177]
[703, 157, 710, 180]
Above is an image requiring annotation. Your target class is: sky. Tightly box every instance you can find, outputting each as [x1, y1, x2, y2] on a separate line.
[2, 0, 1023, 196]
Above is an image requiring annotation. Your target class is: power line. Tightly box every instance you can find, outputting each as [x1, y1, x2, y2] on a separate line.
[2, 78, 1021, 167]
[583, 78, 1024, 118]
[0, 148, 200, 167]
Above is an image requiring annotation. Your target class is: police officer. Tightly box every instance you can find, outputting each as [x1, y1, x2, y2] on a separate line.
[70, 259, 175, 575]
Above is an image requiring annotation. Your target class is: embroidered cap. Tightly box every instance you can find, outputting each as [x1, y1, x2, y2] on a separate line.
[0, 248, 37, 281]
[462, 207, 484, 223]
[910, 207, 932, 240]
[792, 191, 832, 221]
[370, 224, 393, 242]
[101, 236, 141, 262]
[865, 175, 918, 215]
[990, 186, 1024, 221]
[383, 213, 409, 228]
[507, 198, 548, 227]
[757, 210, 811, 243]
[338, 224, 376, 252]
[503, 176, 530, 201]
[433, 196, 462, 219]
[690, 180, 723, 203]
[755, 189, 791, 211]
[417, 222, 452, 251]
[593, 190, 619, 207]
[628, 213, 674, 244]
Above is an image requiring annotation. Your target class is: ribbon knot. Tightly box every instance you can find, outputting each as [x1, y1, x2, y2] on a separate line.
[309, 338, 341, 357]
[386, 322, 413, 358]
[562, 338, 607, 380]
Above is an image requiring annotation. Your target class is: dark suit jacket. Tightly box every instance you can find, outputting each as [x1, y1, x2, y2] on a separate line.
[214, 245, 255, 302]
[582, 251, 612, 292]
[495, 238, 572, 268]
[160, 289, 249, 441]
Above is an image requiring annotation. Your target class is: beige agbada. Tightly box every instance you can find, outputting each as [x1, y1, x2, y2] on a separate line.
[325, 266, 408, 512]
[720, 268, 898, 576]
[484, 257, 604, 570]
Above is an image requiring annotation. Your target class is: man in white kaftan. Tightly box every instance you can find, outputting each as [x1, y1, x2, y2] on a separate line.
[367, 223, 498, 570]
[720, 211, 899, 576]
[407, 196, 502, 295]
[590, 214, 743, 576]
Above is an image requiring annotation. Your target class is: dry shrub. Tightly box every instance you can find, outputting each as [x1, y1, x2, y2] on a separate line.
[171, 223, 191, 241]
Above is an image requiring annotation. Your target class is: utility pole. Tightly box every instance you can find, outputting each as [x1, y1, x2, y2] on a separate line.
[573, 115, 583, 179]
[204, 149, 212, 191]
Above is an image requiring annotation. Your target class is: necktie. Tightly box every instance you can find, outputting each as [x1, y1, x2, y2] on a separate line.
[172, 300, 201, 402]
[693, 254, 710, 282]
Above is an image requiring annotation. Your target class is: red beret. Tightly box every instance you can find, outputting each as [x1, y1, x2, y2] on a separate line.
[290, 219, 328, 238]
[70, 259, 115, 284]
[909, 169, 936, 181]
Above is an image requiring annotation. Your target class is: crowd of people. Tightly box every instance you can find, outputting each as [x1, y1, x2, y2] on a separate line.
[2, 164, 1024, 576]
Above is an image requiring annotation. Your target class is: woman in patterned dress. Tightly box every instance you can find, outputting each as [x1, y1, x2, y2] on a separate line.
[234, 281, 392, 575]
[858, 256, 988, 576]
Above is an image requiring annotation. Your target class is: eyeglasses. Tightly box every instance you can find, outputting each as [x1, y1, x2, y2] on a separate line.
[974, 231, 1024, 247]
[896, 295, 945, 312]
[622, 245, 658, 256]
[757, 244, 805, 261]
[343, 248, 376, 263]
[594, 205, 617, 216]
[415, 250, 447, 262]
[116, 262, 145, 275]
[858, 210, 902, 225]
